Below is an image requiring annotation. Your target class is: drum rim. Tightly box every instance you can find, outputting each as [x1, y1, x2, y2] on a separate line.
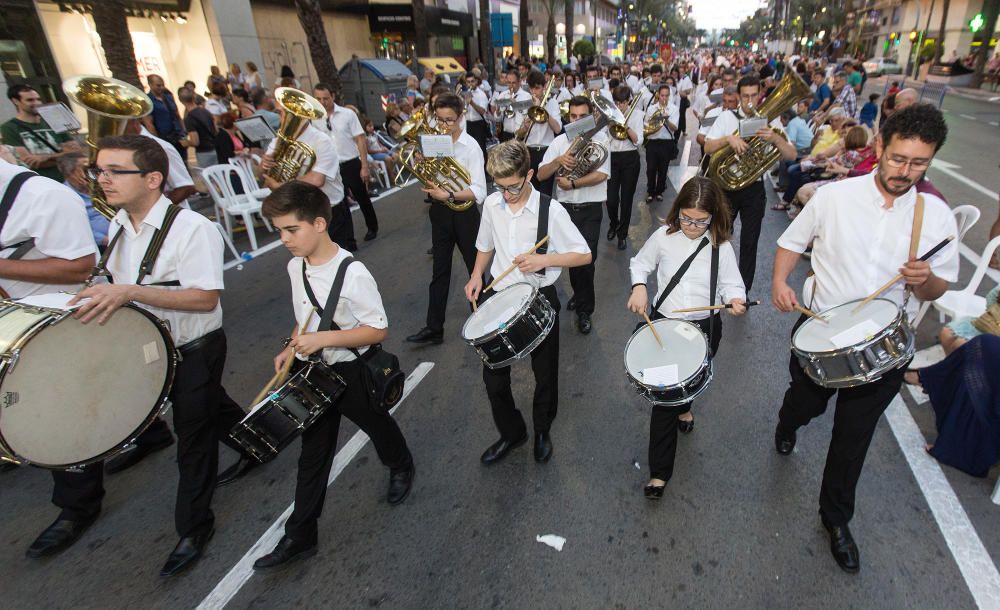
[479, 299, 556, 369]
[462, 282, 545, 345]
[622, 317, 712, 391]
[626, 364, 715, 406]
[790, 297, 906, 358]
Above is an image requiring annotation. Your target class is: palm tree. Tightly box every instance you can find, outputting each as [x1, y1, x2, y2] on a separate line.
[413, 0, 430, 57]
[564, 0, 574, 60]
[480, 0, 493, 73]
[933, 0, 951, 64]
[520, 0, 530, 58]
[90, 1, 141, 87]
[542, 0, 557, 62]
[292, 0, 340, 90]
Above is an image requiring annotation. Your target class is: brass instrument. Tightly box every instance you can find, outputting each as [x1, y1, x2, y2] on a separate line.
[643, 104, 670, 138]
[559, 100, 570, 122]
[557, 111, 610, 181]
[63, 75, 153, 219]
[267, 87, 327, 182]
[706, 71, 812, 191]
[515, 77, 558, 142]
[393, 111, 473, 211]
[609, 93, 643, 140]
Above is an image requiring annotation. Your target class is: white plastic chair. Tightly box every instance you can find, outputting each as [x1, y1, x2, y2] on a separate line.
[201, 164, 273, 252]
[227, 154, 271, 201]
[368, 156, 391, 190]
[912, 204, 982, 328]
[929, 234, 1000, 324]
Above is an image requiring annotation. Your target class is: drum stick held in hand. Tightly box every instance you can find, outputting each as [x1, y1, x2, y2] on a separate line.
[482, 235, 550, 293]
[642, 311, 665, 350]
[250, 310, 315, 406]
[794, 305, 828, 324]
[851, 235, 955, 314]
[671, 300, 761, 313]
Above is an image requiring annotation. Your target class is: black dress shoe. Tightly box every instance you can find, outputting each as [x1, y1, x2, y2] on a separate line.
[387, 463, 415, 505]
[406, 327, 444, 344]
[216, 455, 259, 488]
[567, 296, 576, 311]
[824, 522, 861, 573]
[606, 223, 617, 241]
[645, 195, 654, 203]
[533, 431, 553, 463]
[480, 434, 528, 465]
[643, 484, 665, 500]
[364, 230, 377, 241]
[160, 528, 214, 577]
[617, 237, 626, 250]
[678, 417, 694, 434]
[774, 427, 796, 455]
[26, 515, 98, 558]
[577, 312, 592, 335]
[105, 437, 175, 475]
[253, 535, 317, 570]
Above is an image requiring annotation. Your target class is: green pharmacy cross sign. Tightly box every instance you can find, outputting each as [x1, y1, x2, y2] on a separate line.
[969, 13, 985, 33]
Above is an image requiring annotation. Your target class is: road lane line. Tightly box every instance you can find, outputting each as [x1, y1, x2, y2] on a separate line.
[197, 362, 435, 610]
[960, 114, 978, 121]
[990, 121, 999, 127]
[929, 162, 999, 200]
[885, 396, 1000, 608]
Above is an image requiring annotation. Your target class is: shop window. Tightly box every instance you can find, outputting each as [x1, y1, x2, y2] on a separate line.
[0, 0, 65, 104]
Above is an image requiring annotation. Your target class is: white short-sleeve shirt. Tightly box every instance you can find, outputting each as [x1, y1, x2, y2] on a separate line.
[494, 89, 532, 134]
[465, 88, 490, 122]
[140, 126, 194, 208]
[452, 131, 487, 204]
[541, 131, 611, 203]
[312, 104, 364, 162]
[644, 101, 679, 140]
[268, 124, 344, 205]
[524, 97, 562, 147]
[608, 108, 645, 152]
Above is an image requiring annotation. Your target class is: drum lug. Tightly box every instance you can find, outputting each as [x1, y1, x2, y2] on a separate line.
[7, 348, 20, 373]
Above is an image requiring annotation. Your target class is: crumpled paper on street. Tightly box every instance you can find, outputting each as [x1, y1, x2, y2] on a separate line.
[535, 534, 566, 551]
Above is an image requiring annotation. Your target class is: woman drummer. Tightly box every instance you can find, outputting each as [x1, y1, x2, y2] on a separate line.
[626, 177, 747, 499]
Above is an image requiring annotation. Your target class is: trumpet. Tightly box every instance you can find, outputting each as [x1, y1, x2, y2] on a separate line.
[609, 93, 643, 140]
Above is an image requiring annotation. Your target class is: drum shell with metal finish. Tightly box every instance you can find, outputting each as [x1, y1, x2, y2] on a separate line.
[461, 283, 556, 369]
[623, 318, 713, 407]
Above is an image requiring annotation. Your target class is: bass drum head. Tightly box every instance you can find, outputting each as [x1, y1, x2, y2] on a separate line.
[625, 319, 708, 386]
[793, 298, 898, 353]
[0, 304, 174, 468]
[461, 283, 535, 342]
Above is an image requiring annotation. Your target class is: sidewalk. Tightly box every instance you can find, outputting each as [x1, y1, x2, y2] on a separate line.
[869, 74, 1000, 103]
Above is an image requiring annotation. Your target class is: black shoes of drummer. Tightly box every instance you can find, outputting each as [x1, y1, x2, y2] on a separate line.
[534, 432, 553, 463]
[105, 437, 175, 475]
[160, 528, 214, 577]
[824, 522, 861, 574]
[26, 514, 98, 558]
[606, 223, 618, 241]
[480, 433, 528, 465]
[644, 483, 666, 500]
[216, 455, 259, 488]
[406, 327, 444, 345]
[577, 312, 593, 334]
[387, 462, 415, 505]
[617, 237, 627, 251]
[774, 426, 797, 455]
[678, 417, 695, 434]
[253, 535, 318, 570]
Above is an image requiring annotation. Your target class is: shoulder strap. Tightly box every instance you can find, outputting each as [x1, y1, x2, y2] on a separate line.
[535, 192, 551, 276]
[137, 203, 183, 285]
[652, 236, 710, 315]
[708, 244, 719, 349]
[0, 171, 38, 257]
[303, 256, 366, 359]
[909, 194, 925, 260]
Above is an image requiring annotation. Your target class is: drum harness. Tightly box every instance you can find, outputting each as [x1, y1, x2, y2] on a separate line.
[645, 234, 719, 351]
[0, 172, 45, 264]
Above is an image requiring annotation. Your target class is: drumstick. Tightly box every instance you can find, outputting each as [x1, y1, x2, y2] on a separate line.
[851, 235, 955, 314]
[250, 310, 315, 406]
[671, 300, 761, 313]
[794, 305, 828, 323]
[482, 235, 550, 293]
[641, 311, 664, 350]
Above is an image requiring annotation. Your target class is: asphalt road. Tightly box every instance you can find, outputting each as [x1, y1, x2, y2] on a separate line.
[1, 106, 997, 609]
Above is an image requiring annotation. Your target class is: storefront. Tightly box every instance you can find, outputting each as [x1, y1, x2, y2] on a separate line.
[367, 4, 474, 68]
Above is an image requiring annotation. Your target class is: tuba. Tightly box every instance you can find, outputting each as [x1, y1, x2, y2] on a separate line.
[706, 71, 812, 191]
[609, 93, 643, 140]
[393, 111, 473, 211]
[557, 106, 610, 181]
[63, 75, 153, 220]
[267, 87, 326, 183]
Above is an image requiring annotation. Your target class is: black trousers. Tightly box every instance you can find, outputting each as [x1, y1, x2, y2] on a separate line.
[328, 199, 358, 251]
[498, 131, 514, 143]
[285, 358, 411, 546]
[528, 145, 554, 198]
[467, 119, 489, 159]
[647, 314, 721, 482]
[564, 202, 603, 315]
[725, 180, 766, 292]
[607, 150, 640, 239]
[50, 330, 245, 537]
[426, 203, 480, 332]
[482, 285, 561, 440]
[776, 315, 908, 527]
[678, 96, 690, 134]
[340, 157, 378, 234]
[645, 139, 675, 197]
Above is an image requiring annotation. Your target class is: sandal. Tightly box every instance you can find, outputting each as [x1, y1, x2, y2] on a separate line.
[772, 203, 790, 211]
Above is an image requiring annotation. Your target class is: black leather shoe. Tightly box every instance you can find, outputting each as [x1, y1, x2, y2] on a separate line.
[364, 231, 377, 241]
[533, 432, 553, 463]
[678, 417, 694, 434]
[775, 427, 796, 455]
[253, 535, 317, 570]
[567, 296, 576, 311]
[216, 455, 259, 488]
[105, 437, 175, 475]
[643, 484, 665, 500]
[645, 194, 654, 203]
[577, 313, 592, 335]
[606, 223, 617, 241]
[480, 434, 528, 465]
[406, 327, 444, 344]
[824, 522, 861, 573]
[387, 463, 415, 505]
[26, 515, 98, 558]
[160, 528, 214, 577]
[617, 237, 626, 250]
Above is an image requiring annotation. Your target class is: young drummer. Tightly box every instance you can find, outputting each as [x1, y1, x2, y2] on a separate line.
[253, 181, 413, 569]
[464, 140, 591, 464]
[626, 177, 747, 499]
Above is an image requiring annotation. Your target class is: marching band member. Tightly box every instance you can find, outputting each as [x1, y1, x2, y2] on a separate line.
[406, 92, 487, 345]
[464, 140, 590, 464]
[517, 71, 562, 197]
[643, 85, 679, 203]
[584, 65, 615, 104]
[640, 65, 664, 111]
[491, 69, 531, 143]
[627, 177, 746, 499]
[252, 181, 413, 569]
[771, 105, 958, 574]
[606, 86, 644, 250]
[463, 71, 491, 158]
[537, 95, 610, 335]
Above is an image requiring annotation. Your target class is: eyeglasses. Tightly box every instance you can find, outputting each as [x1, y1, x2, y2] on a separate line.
[87, 167, 148, 181]
[495, 175, 528, 196]
[678, 213, 712, 228]
[434, 115, 459, 125]
[882, 154, 930, 172]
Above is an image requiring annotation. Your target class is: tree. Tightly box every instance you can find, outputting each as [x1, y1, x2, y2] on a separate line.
[520, 0, 530, 58]
[412, 0, 430, 57]
[971, 0, 1000, 87]
[933, 0, 951, 64]
[573, 39, 595, 59]
[480, 0, 493, 75]
[292, 0, 340, 90]
[90, 1, 141, 87]
[541, 0, 557, 62]
[564, 0, 574, 56]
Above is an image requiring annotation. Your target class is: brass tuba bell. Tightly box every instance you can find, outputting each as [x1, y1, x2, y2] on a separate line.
[268, 87, 327, 183]
[63, 75, 153, 220]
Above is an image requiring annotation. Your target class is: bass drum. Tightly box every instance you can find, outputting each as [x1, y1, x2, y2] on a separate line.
[0, 300, 176, 469]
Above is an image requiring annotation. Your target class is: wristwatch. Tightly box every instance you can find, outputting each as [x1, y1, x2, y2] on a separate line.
[447, 194, 456, 205]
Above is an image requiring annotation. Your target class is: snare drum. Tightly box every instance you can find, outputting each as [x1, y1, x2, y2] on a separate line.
[0, 299, 175, 468]
[791, 298, 915, 389]
[230, 361, 346, 462]
[461, 283, 556, 369]
[624, 318, 713, 407]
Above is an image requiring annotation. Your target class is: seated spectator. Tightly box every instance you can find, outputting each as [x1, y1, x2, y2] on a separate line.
[383, 103, 405, 139]
[406, 75, 424, 103]
[363, 119, 397, 186]
[55, 151, 108, 248]
[790, 125, 872, 210]
[214, 112, 252, 164]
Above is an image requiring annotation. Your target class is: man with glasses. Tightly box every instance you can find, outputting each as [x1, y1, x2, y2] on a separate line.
[516, 71, 562, 197]
[406, 93, 487, 345]
[464, 140, 590, 464]
[771, 104, 958, 574]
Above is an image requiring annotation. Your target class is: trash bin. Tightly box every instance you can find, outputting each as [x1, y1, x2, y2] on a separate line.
[416, 57, 466, 86]
[339, 58, 411, 125]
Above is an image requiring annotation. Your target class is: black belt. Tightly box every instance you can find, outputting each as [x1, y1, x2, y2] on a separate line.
[527, 145, 548, 151]
[562, 201, 602, 211]
[178, 328, 224, 355]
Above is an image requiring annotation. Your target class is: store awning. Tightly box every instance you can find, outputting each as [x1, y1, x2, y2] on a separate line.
[417, 57, 465, 76]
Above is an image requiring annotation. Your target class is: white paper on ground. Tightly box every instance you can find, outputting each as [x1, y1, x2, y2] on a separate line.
[828, 319, 882, 348]
[642, 364, 679, 386]
[16, 292, 83, 311]
[536, 534, 566, 551]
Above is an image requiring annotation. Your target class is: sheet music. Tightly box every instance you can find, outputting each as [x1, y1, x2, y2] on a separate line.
[420, 134, 454, 158]
[564, 115, 597, 140]
[235, 115, 276, 142]
[37, 103, 80, 134]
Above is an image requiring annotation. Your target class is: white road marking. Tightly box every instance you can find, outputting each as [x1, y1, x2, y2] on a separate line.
[667, 138, 699, 191]
[989, 121, 999, 127]
[885, 396, 1000, 608]
[960, 114, 978, 121]
[197, 362, 435, 610]
[930, 160, 999, 201]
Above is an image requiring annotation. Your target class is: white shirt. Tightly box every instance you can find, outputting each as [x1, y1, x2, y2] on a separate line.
[556, 87, 573, 103]
[570, 84, 584, 96]
[524, 97, 562, 147]
[268, 124, 344, 204]
[0, 161, 97, 298]
[475, 188, 590, 290]
[313, 104, 364, 162]
[106, 196, 225, 345]
[630, 228, 745, 321]
[541, 131, 611, 204]
[776, 173, 960, 316]
[204, 98, 228, 117]
[465, 88, 490, 122]
[140, 126, 193, 208]
[698, 104, 725, 136]
[288, 248, 387, 365]
[608, 107, 645, 152]
[625, 73, 643, 94]
[494, 89, 532, 134]
[644, 101, 679, 140]
[677, 75, 694, 95]
[451, 131, 488, 204]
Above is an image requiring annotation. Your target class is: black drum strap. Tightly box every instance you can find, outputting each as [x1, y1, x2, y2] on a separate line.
[708, 244, 719, 351]
[302, 256, 367, 360]
[652, 237, 709, 316]
[534, 192, 551, 276]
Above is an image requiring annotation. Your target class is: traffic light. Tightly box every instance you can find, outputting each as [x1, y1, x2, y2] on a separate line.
[969, 13, 985, 33]
[382, 36, 389, 49]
